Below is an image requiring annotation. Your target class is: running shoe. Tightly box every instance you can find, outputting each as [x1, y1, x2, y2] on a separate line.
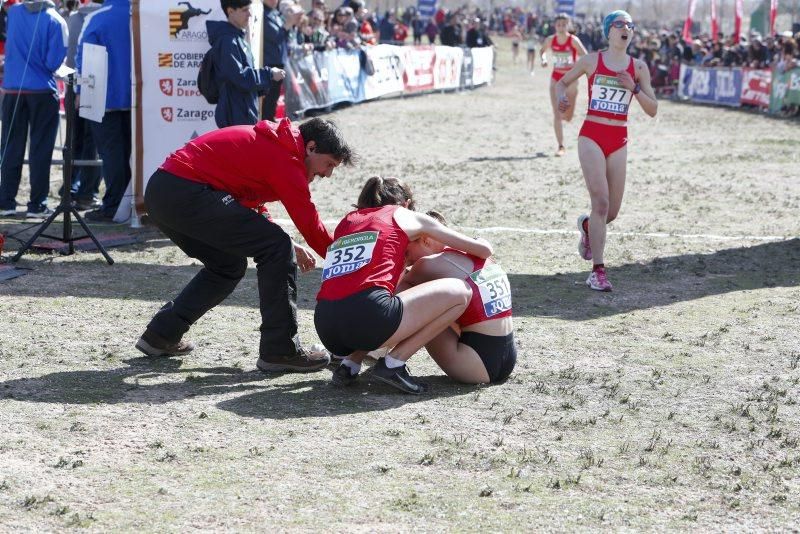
[0, 208, 19, 217]
[331, 363, 359, 387]
[370, 357, 427, 395]
[577, 214, 592, 261]
[586, 268, 612, 292]
[556, 145, 566, 157]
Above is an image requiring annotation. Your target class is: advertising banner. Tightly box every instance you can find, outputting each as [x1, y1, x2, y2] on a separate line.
[323, 48, 365, 105]
[132, 0, 263, 217]
[679, 65, 741, 106]
[402, 46, 436, 92]
[417, 0, 436, 19]
[740, 68, 771, 107]
[363, 45, 405, 100]
[432, 45, 463, 90]
[470, 46, 493, 86]
[769, 67, 800, 113]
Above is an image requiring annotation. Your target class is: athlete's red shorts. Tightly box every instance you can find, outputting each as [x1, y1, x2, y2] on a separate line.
[551, 70, 566, 82]
[579, 120, 628, 158]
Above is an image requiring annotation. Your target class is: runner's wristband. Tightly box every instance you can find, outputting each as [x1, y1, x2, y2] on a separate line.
[633, 83, 641, 95]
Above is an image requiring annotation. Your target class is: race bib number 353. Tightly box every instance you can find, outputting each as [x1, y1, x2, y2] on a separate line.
[322, 231, 379, 280]
[589, 74, 631, 114]
[470, 264, 512, 318]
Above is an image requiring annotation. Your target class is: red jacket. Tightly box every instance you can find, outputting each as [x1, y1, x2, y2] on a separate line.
[160, 119, 333, 257]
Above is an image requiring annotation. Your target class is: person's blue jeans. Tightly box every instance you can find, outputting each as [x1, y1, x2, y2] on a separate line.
[0, 92, 60, 212]
[90, 110, 131, 216]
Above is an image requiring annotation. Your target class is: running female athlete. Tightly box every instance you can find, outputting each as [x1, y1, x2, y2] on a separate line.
[397, 211, 515, 384]
[555, 10, 657, 291]
[540, 13, 587, 156]
[314, 177, 493, 394]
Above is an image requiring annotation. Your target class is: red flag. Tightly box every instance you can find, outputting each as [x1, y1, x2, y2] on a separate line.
[734, 0, 743, 43]
[769, 0, 778, 36]
[710, 0, 718, 42]
[682, 0, 697, 43]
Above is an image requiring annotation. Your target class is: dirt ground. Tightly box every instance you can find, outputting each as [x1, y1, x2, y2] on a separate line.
[1, 38, 799, 531]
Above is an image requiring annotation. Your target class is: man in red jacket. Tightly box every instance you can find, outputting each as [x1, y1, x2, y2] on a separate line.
[136, 117, 355, 372]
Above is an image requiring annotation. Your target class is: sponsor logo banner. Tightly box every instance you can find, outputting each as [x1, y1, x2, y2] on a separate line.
[433, 45, 463, 90]
[679, 65, 741, 106]
[470, 46, 493, 86]
[363, 45, 405, 100]
[402, 46, 436, 92]
[769, 67, 800, 113]
[740, 68, 771, 107]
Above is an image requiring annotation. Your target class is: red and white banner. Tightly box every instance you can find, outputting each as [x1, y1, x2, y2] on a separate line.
[734, 0, 743, 43]
[769, 0, 778, 36]
[740, 68, 771, 107]
[401, 46, 436, 92]
[710, 0, 718, 42]
[682, 0, 697, 43]
[433, 45, 463, 90]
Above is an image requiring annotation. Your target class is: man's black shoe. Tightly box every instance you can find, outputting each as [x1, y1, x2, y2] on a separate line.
[370, 357, 427, 395]
[257, 345, 331, 373]
[135, 328, 195, 357]
[84, 209, 115, 223]
[331, 363, 359, 386]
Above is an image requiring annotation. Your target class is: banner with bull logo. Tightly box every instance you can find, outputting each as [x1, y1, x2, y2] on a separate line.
[131, 0, 263, 219]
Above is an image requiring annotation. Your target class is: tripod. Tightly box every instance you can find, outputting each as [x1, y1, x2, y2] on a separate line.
[12, 72, 114, 265]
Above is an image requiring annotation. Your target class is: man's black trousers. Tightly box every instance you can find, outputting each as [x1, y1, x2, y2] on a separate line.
[144, 169, 301, 357]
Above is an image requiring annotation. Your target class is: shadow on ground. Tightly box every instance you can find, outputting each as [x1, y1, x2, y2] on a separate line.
[3, 231, 798, 318]
[0, 356, 473, 416]
[511, 238, 800, 320]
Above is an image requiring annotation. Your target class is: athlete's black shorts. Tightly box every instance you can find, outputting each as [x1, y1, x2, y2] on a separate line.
[314, 287, 404, 356]
[460, 331, 517, 383]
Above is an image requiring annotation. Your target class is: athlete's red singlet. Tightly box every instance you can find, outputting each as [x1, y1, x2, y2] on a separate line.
[586, 52, 636, 121]
[550, 34, 579, 81]
[317, 205, 409, 301]
[443, 251, 513, 328]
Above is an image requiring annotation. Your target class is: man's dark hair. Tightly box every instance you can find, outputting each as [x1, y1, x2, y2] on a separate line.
[299, 118, 356, 166]
[347, 0, 363, 12]
[221, 0, 251, 16]
[355, 176, 415, 210]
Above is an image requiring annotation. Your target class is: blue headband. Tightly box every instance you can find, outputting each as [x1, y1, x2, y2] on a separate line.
[603, 10, 632, 39]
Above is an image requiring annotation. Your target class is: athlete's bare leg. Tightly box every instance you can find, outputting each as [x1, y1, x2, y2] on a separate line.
[605, 145, 628, 225]
[380, 278, 471, 362]
[425, 327, 491, 384]
[578, 136, 610, 265]
[563, 82, 578, 122]
[549, 79, 565, 152]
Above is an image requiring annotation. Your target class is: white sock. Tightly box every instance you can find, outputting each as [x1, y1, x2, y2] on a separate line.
[385, 354, 405, 369]
[341, 358, 361, 375]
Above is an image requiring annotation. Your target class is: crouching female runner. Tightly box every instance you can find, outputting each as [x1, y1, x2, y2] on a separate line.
[555, 10, 657, 292]
[314, 177, 493, 394]
[396, 211, 515, 384]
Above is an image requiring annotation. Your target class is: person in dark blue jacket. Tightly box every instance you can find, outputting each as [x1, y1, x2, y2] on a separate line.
[75, 0, 131, 222]
[0, 0, 68, 218]
[209, 0, 284, 128]
[261, 0, 289, 121]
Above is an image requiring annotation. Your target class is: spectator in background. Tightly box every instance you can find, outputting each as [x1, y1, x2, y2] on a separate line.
[378, 10, 394, 44]
[333, 6, 357, 48]
[262, 0, 289, 121]
[65, 0, 103, 211]
[393, 15, 408, 44]
[439, 13, 461, 47]
[466, 18, 492, 48]
[411, 13, 424, 45]
[775, 38, 798, 73]
[308, 8, 333, 51]
[424, 16, 437, 44]
[348, 0, 375, 46]
[208, 0, 284, 128]
[0, 0, 67, 219]
[75, 0, 131, 222]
